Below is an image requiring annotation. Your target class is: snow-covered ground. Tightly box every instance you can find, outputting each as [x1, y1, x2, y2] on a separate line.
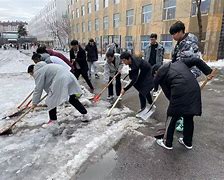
[0, 49, 141, 180]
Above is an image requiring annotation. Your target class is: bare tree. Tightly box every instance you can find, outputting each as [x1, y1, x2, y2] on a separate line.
[195, 0, 203, 51]
[44, 14, 71, 49]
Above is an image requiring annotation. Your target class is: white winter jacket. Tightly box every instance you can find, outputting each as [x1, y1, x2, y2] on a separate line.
[103, 54, 123, 82]
[32, 61, 82, 110]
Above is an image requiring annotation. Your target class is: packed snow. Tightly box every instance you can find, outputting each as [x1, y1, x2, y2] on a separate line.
[0, 49, 142, 179]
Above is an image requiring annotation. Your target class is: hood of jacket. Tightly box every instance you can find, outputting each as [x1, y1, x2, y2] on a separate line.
[34, 61, 47, 73]
[40, 53, 50, 61]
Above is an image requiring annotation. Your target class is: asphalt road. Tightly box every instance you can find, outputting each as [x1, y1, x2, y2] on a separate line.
[79, 67, 224, 180]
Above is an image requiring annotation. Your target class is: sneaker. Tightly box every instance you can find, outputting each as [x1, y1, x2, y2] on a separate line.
[95, 74, 100, 79]
[107, 95, 114, 100]
[178, 138, 193, 149]
[156, 139, 173, 150]
[153, 91, 159, 97]
[42, 120, 57, 128]
[118, 97, 122, 101]
[81, 114, 92, 123]
[176, 118, 184, 132]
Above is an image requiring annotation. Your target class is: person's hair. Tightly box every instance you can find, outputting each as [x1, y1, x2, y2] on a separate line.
[120, 52, 132, 60]
[106, 49, 115, 57]
[36, 46, 48, 54]
[70, 40, 79, 46]
[32, 53, 41, 61]
[150, 33, 157, 39]
[169, 21, 185, 35]
[27, 64, 34, 73]
[89, 38, 94, 43]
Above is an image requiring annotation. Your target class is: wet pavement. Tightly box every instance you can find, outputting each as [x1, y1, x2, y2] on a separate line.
[78, 67, 224, 180]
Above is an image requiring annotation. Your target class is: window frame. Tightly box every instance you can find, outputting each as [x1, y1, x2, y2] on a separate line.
[103, 16, 109, 29]
[126, 9, 134, 26]
[163, 0, 176, 20]
[113, 13, 120, 28]
[95, 18, 99, 31]
[160, 34, 173, 53]
[87, 2, 92, 14]
[142, 4, 152, 24]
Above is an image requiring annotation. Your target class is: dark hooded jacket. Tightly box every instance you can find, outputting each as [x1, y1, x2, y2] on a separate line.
[85, 43, 98, 62]
[69, 45, 89, 72]
[124, 56, 154, 96]
[154, 58, 212, 116]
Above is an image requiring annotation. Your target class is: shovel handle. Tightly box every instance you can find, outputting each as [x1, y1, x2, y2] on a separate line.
[200, 68, 218, 90]
[9, 94, 48, 129]
[98, 72, 120, 96]
[17, 90, 34, 109]
[107, 94, 122, 116]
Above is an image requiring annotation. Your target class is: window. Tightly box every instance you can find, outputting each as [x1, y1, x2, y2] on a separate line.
[103, 0, 109, 8]
[113, 35, 120, 45]
[141, 35, 150, 50]
[126, 9, 134, 26]
[88, 21, 92, 31]
[163, 0, 176, 20]
[125, 36, 133, 52]
[76, 23, 79, 32]
[72, 10, 75, 19]
[191, 0, 211, 16]
[76, 8, 80, 18]
[114, 0, 120, 4]
[81, 5, 85, 16]
[88, 2, 91, 14]
[113, 13, 120, 28]
[142, 4, 152, 23]
[103, 16, 109, 29]
[95, 37, 100, 47]
[160, 34, 173, 53]
[95, 0, 99, 11]
[82, 22, 85, 32]
[95, 18, 99, 31]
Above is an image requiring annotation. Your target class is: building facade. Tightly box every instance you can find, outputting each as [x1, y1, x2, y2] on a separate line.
[68, 0, 224, 60]
[0, 21, 28, 45]
[28, 0, 68, 49]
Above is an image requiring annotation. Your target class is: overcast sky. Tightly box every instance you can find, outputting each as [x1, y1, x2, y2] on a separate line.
[0, 0, 50, 22]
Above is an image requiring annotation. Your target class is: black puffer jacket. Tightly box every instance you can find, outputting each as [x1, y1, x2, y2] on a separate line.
[70, 46, 89, 72]
[154, 58, 212, 116]
[124, 56, 154, 96]
[85, 43, 98, 62]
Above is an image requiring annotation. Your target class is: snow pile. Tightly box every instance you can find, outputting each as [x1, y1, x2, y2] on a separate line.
[0, 49, 143, 180]
[207, 59, 224, 68]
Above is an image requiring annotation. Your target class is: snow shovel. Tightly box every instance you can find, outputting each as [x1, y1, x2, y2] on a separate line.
[106, 74, 130, 116]
[140, 89, 162, 121]
[0, 94, 47, 135]
[1, 95, 33, 120]
[93, 72, 120, 102]
[154, 68, 218, 139]
[107, 93, 123, 117]
[17, 90, 34, 109]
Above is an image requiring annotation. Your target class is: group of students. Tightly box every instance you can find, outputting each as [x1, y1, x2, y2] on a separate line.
[27, 20, 214, 150]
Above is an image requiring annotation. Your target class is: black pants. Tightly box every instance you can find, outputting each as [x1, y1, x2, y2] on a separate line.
[108, 73, 121, 96]
[49, 94, 87, 120]
[165, 115, 194, 147]
[74, 69, 94, 90]
[139, 92, 153, 109]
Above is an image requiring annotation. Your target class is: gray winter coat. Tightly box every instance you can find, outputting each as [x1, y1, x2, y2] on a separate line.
[172, 33, 201, 77]
[32, 61, 82, 110]
[144, 43, 164, 67]
[104, 54, 123, 81]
